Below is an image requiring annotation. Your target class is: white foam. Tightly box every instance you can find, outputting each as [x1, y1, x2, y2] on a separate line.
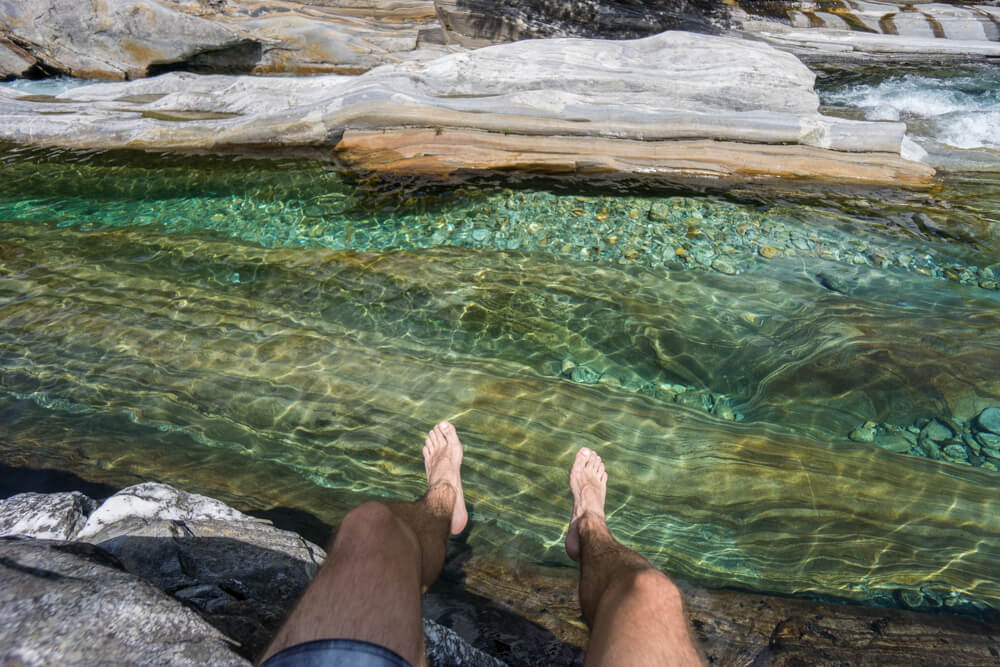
[933, 110, 1000, 150]
[822, 69, 1000, 150]
[0, 76, 93, 96]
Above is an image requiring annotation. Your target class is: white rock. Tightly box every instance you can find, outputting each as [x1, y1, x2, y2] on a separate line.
[76, 482, 252, 540]
[0, 491, 96, 540]
[0, 31, 910, 158]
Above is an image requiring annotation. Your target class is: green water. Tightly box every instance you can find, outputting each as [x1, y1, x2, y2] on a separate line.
[1, 145, 1000, 617]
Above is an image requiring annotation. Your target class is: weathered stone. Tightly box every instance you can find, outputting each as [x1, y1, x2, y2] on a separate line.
[876, 432, 913, 454]
[921, 418, 956, 444]
[739, 1, 1000, 43]
[333, 128, 933, 186]
[850, 421, 878, 443]
[0, 484, 506, 664]
[975, 407, 1000, 435]
[76, 482, 249, 539]
[741, 20, 1000, 63]
[0, 37, 37, 79]
[0, 536, 248, 666]
[0, 491, 96, 540]
[0, 0, 260, 80]
[423, 618, 506, 667]
[0, 31, 933, 187]
[89, 518, 325, 660]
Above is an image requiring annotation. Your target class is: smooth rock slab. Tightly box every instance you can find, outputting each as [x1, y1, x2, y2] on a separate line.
[0, 536, 248, 666]
[0, 31, 931, 187]
[742, 20, 1000, 61]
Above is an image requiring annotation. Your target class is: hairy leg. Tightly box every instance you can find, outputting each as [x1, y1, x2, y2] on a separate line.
[567, 448, 703, 667]
[258, 421, 467, 667]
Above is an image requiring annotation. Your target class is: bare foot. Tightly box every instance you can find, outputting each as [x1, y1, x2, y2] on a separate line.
[566, 447, 608, 561]
[423, 420, 468, 535]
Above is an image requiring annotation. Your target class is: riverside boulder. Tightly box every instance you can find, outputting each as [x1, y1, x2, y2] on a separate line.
[0, 31, 934, 187]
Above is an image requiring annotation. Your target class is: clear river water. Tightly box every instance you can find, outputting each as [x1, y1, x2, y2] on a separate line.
[1, 67, 999, 621]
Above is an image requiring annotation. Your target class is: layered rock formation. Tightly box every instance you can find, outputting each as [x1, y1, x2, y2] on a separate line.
[736, 1, 1000, 62]
[0, 31, 933, 186]
[0, 0, 733, 81]
[2, 0, 996, 82]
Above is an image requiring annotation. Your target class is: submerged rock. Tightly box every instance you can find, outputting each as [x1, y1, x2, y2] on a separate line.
[975, 407, 1000, 435]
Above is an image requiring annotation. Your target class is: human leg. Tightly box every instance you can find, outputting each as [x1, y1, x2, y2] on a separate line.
[566, 448, 703, 666]
[257, 421, 467, 667]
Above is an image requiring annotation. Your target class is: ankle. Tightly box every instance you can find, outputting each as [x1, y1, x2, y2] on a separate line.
[577, 511, 609, 538]
[425, 482, 457, 517]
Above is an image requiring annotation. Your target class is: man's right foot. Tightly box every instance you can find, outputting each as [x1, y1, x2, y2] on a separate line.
[566, 447, 608, 561]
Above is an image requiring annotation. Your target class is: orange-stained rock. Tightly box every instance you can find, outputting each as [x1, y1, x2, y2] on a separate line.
[334, 128, 936, 188]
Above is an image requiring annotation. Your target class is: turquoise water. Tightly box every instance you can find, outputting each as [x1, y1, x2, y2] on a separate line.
[2, 71, 1000, 619]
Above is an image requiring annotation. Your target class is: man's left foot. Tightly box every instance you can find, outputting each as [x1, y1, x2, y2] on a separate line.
[423, 420, 468, 534]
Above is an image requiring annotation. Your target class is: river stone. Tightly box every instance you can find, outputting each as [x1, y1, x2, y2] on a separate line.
[0, 491, 96, 540]
[710, 257, 737, 275]
[849, 421, 878, 443]
[974, 407, 1000, 435]
[920, 418, 954, 444]
[942, 443, 969, 463]
[0, 536, 248, 665]
[648, 203, 671, 222]
[875, 432, 912, 454]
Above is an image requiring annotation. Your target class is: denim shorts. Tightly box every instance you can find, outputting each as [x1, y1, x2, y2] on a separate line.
[260, 639, 413, 667]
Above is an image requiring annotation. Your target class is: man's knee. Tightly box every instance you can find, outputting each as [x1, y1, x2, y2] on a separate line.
[334, 501, 403, 550]
[618, 567, 682, 610]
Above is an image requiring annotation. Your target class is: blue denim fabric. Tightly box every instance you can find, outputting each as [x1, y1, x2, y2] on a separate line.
[260, 639, 413, 667]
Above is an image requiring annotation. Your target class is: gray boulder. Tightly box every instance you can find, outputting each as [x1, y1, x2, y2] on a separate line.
[0, 536, 248, 666]
[0, 0, 258, 80]
[0, 491, 96, 540]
